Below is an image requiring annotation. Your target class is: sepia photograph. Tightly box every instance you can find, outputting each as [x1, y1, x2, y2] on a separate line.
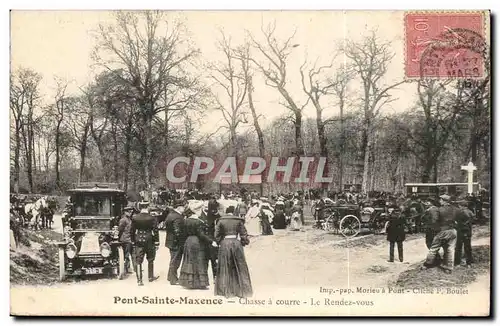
[9, 9, 491, 316]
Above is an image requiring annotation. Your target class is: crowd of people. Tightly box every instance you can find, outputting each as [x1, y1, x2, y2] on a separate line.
[118, 196, 256, 298]
[115, 188, 311, 298]
[384, 193, 477, 272]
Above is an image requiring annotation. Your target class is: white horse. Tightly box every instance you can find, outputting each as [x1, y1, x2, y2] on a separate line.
[24, 197, 49, 230]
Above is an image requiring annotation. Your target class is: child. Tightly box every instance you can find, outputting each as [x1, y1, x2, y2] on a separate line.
[386, 212, 406, 262]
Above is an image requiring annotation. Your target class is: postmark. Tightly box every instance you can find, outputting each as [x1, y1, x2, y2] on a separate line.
[405, 11, 487, 78]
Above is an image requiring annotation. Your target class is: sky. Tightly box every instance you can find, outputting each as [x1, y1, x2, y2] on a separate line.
[11, 10, 428, 133]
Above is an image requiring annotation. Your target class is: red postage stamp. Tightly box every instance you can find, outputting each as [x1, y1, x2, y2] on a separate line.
[405, 11, 487, 78]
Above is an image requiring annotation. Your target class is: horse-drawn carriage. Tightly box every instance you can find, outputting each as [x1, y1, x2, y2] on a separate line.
[10, 194, 57, 229]
[317, 198, 390, 236]
[320, 202, 361, 236]
[57, 183, 128, 281]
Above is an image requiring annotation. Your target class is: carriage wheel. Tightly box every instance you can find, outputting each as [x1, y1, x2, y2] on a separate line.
[58, 247, 66, 282]
[322, 214, 335, 232]
[339, 215, 361, 238]
[117, 246, 126, 280]
[310, 202, 316, 217]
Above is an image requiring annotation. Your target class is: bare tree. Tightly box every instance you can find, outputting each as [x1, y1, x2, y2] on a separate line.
[51, 78, 70, 190]
[208, 31, 248, 182]
[66, 91, 93, 183]
[92, 10, 199, 188]
[235, 43, 266, 194]
[413, 79, 462, 182]
[10, 71, 26, 193]
[248, 22, 305, 156]
[10, 68, 42, 193]
[341, 31, 405, 193]
[36, 113, 57, 174]
[327, 67, 352, 192]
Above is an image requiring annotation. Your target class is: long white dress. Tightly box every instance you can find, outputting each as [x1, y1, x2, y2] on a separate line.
[245, 206, 261, 236]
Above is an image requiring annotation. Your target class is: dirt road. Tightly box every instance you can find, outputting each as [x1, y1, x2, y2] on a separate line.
[10, 216, 490, 316]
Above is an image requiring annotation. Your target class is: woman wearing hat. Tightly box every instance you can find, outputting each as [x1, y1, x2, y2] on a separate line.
[178, 202, 215, 289]
[214, 206, 253, 298]
[273, 197, 287, 229]
[244, 200, 261, 236]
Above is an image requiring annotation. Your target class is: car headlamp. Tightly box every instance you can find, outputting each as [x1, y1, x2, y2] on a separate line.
[112, 226, 119, 239]
[65, 243, 77, 259]
[64, 227, 73, 241]
[100, 242, 111, 258]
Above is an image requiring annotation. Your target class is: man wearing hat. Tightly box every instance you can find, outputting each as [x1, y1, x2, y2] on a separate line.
[130, 202, 159, 286]
[204, 198, 220, 280]
[118, 205, 137, 274]
[421, 197, 441, 264]
[423, 194, 459, 273]
[164, 201, 186, 285]
[455, 200, 474, 268]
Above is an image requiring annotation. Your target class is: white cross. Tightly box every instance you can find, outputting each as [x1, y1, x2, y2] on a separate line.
[461, 161, 477, 195]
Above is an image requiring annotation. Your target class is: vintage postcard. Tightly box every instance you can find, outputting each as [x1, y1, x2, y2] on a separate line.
[9, 10, 491, 316]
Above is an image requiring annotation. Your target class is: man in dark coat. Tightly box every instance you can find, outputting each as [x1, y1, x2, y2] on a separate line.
[164, 203, 186, 285]
[423, 194, 459, 273]
[455, 201, 474, 267]
[130, 202, 159, 286]
[118, 206, 136, 274]
[421, 198, 441, 265]
[386, 212, 405, 262]
[205, 196, 220, 278]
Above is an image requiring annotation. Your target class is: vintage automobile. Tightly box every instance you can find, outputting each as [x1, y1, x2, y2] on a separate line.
[57, 183, 128, 281]
[321, 201, 361, 236]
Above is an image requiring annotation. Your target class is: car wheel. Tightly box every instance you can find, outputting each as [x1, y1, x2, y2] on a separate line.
[58, 247, 66, 282]
[117, 246, 125, 280]
[339, 215, 361, 238]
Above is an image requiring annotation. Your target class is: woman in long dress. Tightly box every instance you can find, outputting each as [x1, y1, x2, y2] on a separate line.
[259, 206, 274, 235]
[214, 207, 253, 298]
[273, 197, 287, 229]
[244, 201, 261, 236]
[290, 201, 304, 231]
[179, 204, 215, 289]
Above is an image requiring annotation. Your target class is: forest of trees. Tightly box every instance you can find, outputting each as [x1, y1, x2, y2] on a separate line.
[10, 11, 491, 196]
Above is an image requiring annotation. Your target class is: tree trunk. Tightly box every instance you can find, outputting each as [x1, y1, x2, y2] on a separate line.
[294, 111, 305, 156]
[362, 126, 371, 194]
[13, 123, 21, 193]
[123, 130, 132, 192]
[247, 76, 265, 196]
[313, 100, 329, 195]
[78, 123, 90, 184]
[339, 100, 345, 193]
[432, 162, 438, 183]
[31, 123, 36, 173]
[37, 136, 42, 174]
[55, 120, 62, 190]
[78, 142, 86, 184]
[143, 109, 152, 189]
[112, 122, 119, 183]
[164, 107, 169, 149]
[21, 122, 34, 193]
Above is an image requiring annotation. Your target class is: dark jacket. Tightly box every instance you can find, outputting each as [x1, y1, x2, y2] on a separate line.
[437, 204, 460, 231]
[184, 217, 212, 244]
[130, 212, 159, 245]
[208, 199, 220, 217]
[118, 216, 133, 243]
[386, 216, 406, 242]
[164, 208, 186, 249]
[422, 205, 440, 232]
[455, 207, 474, 232]
[215, 215, 249, 246]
